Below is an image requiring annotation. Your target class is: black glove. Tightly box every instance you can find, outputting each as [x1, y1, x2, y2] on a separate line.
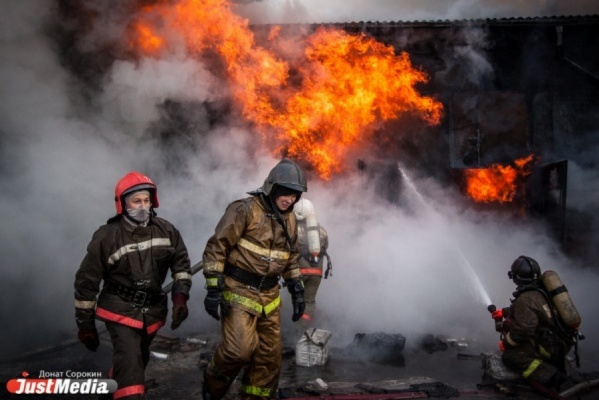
[286, 278, 305, 322]
[78, 328, 99, 352]
[75, 307, 99, 351]
[204, 274, 229, 321]
[324, 258, 333, 279]
[500, 318, 513, 333]
[171, 293, 189, 330]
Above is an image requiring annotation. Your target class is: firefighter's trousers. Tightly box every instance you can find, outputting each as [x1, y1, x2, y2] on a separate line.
[106, 321, 156, 399]
[205, 307, 282, 399]
[295, 275, 322, 336]
[502, 342, 563, 384]
[301, 275, 321, 321]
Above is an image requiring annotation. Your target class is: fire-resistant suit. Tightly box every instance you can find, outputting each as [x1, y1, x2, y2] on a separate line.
[297, 222, 329, 324]
[501, 288, 572, 384]
[202, 159, 307, 400]
[496, 256, 575, 392]
[74, 172, 192, 399]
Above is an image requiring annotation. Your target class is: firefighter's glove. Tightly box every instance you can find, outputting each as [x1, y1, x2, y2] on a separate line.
[286, 278, 305, 322]
[170, 293, 189, 330]
[324, 259, 333, 279]
[204, 274, 228, 321]
[501, 318, 512, 333]
[78, 328, 99, 352]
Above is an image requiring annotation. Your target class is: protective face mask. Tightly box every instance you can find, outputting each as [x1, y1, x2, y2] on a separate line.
[126, 207, 151, 223]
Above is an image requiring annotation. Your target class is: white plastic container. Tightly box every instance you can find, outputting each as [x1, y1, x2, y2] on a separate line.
[296, 328, 332, 367]
[150, 351, 169, 360]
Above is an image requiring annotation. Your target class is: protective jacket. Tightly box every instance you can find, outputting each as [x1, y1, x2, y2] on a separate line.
[75, 216, 192, 334]
[297, 223, 328, 276]
[502, 287, 572, 382]
[202, 194, 301, 399]
[203, 195, 301, 316]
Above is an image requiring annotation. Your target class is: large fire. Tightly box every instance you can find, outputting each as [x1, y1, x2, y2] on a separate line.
[464, 154, 536, 203]
[129, 0, 443, 179]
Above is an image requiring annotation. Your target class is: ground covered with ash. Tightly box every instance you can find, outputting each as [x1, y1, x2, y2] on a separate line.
[1, 328, 598, 399]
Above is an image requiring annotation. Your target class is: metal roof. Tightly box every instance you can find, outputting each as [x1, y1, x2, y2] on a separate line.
[254, 15, 599, 28]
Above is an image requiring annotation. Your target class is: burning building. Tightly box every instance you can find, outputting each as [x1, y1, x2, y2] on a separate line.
[52, 1, 599, 266]
[262, 16, 598, 267]
[2, 2, 599, 396]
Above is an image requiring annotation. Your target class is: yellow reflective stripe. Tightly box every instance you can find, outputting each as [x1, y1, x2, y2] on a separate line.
[209, 358, 233, 382]
[223, 291, 281, 316]
[264, 296, 281, 315]
[204, 261, 225, 274]
[525, 339, 552, 359]
[206, 277, 219, 287]
[538, 344, 551, 359]
[75, 300, 96, 309]
[241, 384, 275, 397]
[238, 238, 289, 260]
[108, 238, 171, 264]
[522, 359, 543, 378]
[223, 291, 262, 313]
[173, 272, 192, 281]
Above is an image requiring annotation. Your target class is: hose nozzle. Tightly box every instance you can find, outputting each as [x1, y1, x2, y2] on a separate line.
[488, 304, 504, 328]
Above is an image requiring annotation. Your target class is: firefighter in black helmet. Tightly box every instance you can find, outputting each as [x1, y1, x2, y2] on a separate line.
[494, 256, 574, 394]
[74, 171, 192, 399]
[202, 159, 307, 400]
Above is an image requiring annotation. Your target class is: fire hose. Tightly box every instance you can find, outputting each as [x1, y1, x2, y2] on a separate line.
[560, 378, 599, 398]
[162, 260, 204, 294]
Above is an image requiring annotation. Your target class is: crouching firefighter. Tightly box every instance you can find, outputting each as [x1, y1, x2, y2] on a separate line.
[201, 159, 307, 400]
[74, 171, 192, 399]
[489, 255, 583, 395]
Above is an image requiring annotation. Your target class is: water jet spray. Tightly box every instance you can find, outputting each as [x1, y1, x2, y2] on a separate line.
[398, 163, 493, 307]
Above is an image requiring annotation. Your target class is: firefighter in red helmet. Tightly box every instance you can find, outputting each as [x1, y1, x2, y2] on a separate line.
[201, 159, 307, 400]
[74, 171, 192, 399]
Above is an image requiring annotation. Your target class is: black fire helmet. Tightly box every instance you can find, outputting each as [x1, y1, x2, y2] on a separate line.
[508, 255, 541, 285]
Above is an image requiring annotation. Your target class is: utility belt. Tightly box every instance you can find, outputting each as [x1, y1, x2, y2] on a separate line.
[103, 281, 165, 306]
[224, 264, 280, 291]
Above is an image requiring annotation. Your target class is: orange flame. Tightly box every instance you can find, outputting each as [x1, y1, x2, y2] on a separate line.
[464, 154, 535, 203]
[128, 0, 443, 179]
[129, 6, 166, 55]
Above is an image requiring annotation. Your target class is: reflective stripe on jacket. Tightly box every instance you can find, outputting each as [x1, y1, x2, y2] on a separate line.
[203, 195, 300, 316]
[74, 217, 191, 330]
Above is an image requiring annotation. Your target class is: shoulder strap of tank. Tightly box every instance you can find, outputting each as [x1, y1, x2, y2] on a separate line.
[532, 286, 577, 339]
[535, 284, 582, 367]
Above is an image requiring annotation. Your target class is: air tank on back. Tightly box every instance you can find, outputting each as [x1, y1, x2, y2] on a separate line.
[293, 198, 321, 257]
[542, 270, 581, 331]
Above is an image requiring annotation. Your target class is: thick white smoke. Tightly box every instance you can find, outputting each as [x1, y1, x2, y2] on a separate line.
[1, 1, 598, 376]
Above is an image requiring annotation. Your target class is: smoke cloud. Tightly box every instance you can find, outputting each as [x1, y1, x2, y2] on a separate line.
[1, 0, 598, 375]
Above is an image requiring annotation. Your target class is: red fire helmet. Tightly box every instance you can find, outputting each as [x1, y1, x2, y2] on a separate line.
[114, 171, 159, 214]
